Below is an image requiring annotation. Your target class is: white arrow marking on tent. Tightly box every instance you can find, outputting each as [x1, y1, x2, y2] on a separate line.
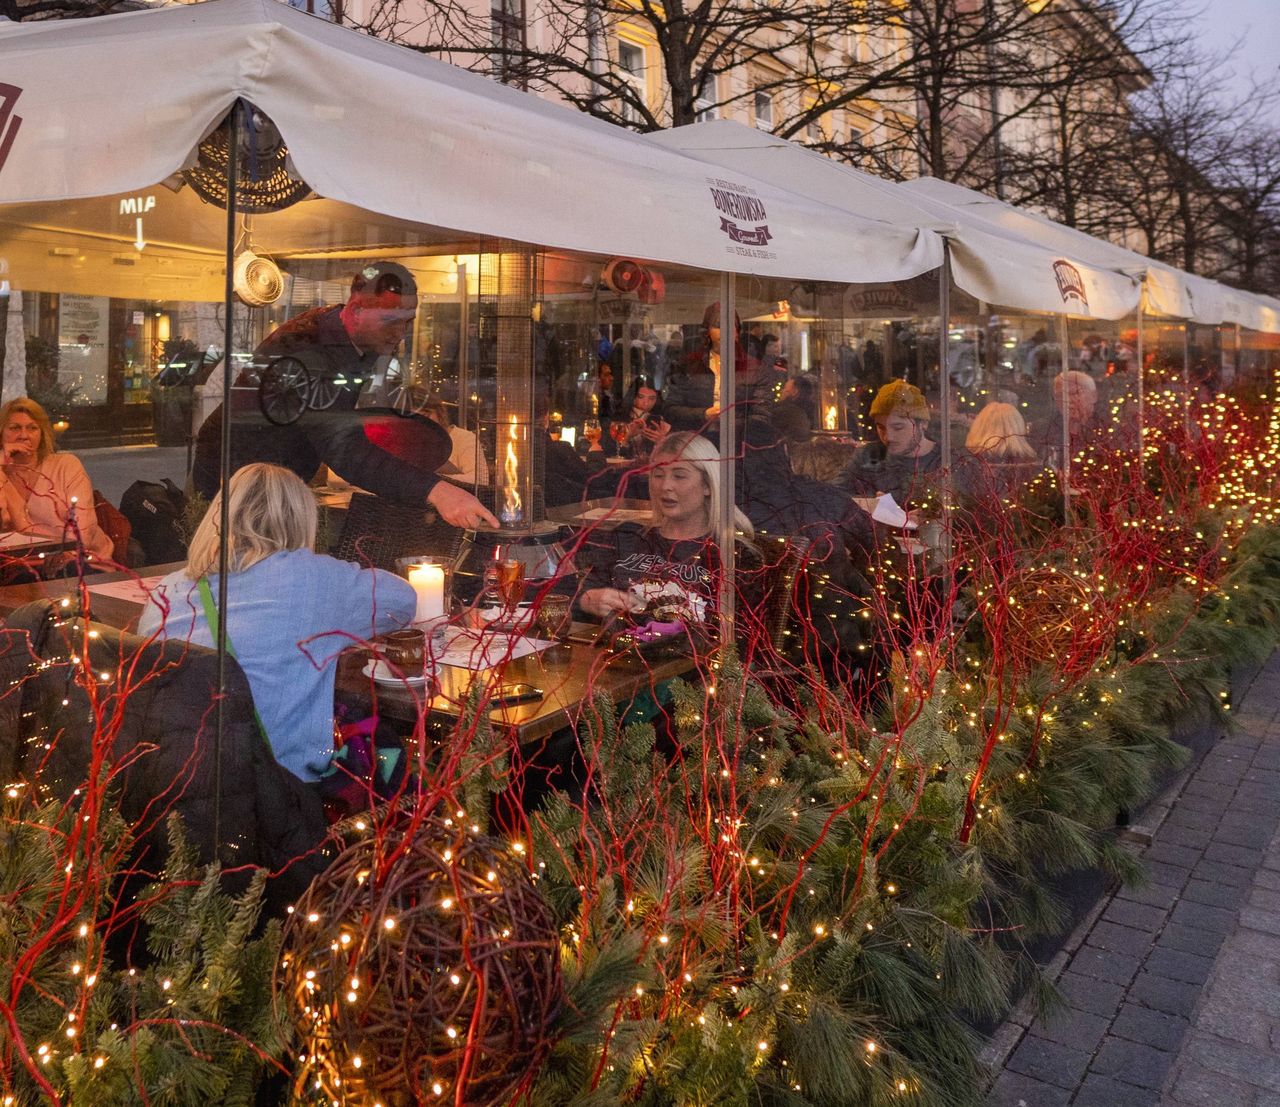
[135, 218, 145, 252]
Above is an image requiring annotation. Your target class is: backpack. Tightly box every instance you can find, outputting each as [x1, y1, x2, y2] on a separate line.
[120, 478, 189, 565]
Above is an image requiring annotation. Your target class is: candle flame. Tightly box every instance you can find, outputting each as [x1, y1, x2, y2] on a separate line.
[501, 416, 523, 526]
[825, 405, 838, 431]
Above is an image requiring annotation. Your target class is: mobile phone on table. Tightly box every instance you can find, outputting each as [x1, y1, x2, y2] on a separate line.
[490, 682, 543, 707]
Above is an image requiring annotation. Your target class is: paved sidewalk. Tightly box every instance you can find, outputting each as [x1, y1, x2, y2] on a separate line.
[987, 652, 1280, 1107]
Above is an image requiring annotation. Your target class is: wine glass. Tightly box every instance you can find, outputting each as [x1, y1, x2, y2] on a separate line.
[583, 417, 602, 447]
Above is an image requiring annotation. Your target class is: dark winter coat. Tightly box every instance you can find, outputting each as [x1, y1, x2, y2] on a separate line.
[0, 600, 328, 911]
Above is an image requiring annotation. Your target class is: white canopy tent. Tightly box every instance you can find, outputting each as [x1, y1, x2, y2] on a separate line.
[651, 120, 1145, 321]
[902, 177, 1280, 333]
[0, 0, 939, 287]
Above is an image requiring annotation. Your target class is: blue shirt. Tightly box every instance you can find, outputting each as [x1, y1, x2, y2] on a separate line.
[138, 549, 416, 781]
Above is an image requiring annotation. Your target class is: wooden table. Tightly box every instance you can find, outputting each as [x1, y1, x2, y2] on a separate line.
[335, 624, 694, 745]
[0, 562, 184, 629]
[0, 572, 694, 748]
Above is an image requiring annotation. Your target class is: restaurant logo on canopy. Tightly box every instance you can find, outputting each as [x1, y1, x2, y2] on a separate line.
[1052, 259, 1089, 311]
[0, 85, 23, 178]
[707, 177, 776, 259]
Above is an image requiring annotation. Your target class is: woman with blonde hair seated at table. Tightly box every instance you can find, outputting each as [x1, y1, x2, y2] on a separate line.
[955, 400, 1043, 502]
[579, 431, 755, 626]
[139, 462, 416, 785]
[0, 397, 113, 563]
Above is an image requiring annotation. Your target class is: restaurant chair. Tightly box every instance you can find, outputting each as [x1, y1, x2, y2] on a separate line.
[748, 534, 812, 653]
[334, 492, 465, 571]
[8, 599, 328, 912]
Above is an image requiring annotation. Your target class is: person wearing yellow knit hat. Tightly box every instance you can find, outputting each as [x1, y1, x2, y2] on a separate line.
[839, 379, 942, 506]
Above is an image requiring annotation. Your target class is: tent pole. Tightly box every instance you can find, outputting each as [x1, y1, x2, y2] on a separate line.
[1057, 312, 1071, 524]
[938, 245, 954, 586]
[1182, 323, 1191, 434]
[1136, 304, 1145, 479]
[214, 100, 240, 854]
[718, 275, 736, 643]
[456, 261, 469, 432]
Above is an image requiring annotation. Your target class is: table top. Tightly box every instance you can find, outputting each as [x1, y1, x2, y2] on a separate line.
[334, 623, 693, 744]
[0, 566, 693, 746]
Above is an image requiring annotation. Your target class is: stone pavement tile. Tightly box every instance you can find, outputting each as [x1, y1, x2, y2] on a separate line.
[1004, 1035, 1091, 1090]
[1180, 779, 1237, 804]
[1165, 1059, 1257, 1107]
[1156, 922, 1226, 958]
[1185, 1033, 1280, 1092]
[1071, 1072, 1160, 1106]
[1143, 842, 1205, 870]
[1204, 842, 1267, 868]
[1195, 994, 1275, 1049]
[1181, 877, 1246, 910]
[1215, 819, 1280, 850]
[1227, 792, 1278, 817]
[1248, 886, 1280, 912]
[1109, 1003, 1188, 1052]
[1163, 802, 1222, 832]
[1258, 869, 1280, 892]
[1055, 971, 1125, 1019]
[1143, 946, 1215, 986]
[1169, 899, 1238, 935]
[1142, 858, 1194, 889]
[1115, 880, 1180, 911]
[1223, 927, 1280, 963]
[1099, 898, 1167, 933]
[986, 1070, 1072, 1107]
[1128, 971, 1201, 1017]
[1071, 944, 1141, 987]
[1089, 1036, 1176, 1089]
[1244, 767, 1280, 789]
[1086, 921, 1155, 957]
[1195, 761, 1249, 787]
[1240, 907, 1280, 937]
[1027, 1005, 1110, 1053]
[1191, 859, 1254, 888]
[1159, 821, 1215, 850]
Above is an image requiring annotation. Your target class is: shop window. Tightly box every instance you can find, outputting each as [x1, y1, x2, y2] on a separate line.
[491, 0, 526, 87]
[617, 40, 647, 126]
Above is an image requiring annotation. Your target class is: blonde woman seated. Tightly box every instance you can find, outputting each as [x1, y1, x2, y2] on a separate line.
[954, 401, 1043, 502]
[0, 397, 112, 561]
[578, 431, 759, 633]
[139, 463, 416, 784]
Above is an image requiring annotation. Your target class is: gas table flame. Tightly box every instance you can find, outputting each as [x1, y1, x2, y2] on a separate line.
[500, 416, 523, 526]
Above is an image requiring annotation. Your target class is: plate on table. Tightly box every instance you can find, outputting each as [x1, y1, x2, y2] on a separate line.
[362, 659, 432, 687]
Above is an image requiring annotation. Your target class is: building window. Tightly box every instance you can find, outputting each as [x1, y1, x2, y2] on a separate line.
[694, 80, 718, 123]
[618, 40, 647, 126]
[754, 90, 774, 131]
[491, 0, 526, 87]
[806, 118, 823, 144]
[848, 126, 865, 164]
[288, 0, 335, 17]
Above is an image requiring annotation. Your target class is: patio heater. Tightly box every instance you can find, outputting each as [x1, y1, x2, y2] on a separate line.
[452, 241, 571, 598]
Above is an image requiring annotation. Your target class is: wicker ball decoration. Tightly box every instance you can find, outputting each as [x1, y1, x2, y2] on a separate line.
[184, 109, 311, 214]
[277, 814, 562, 1106]
[995, 566, 1108, 675]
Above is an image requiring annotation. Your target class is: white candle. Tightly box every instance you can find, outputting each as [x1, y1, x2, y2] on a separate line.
[407, 562, 445, 623]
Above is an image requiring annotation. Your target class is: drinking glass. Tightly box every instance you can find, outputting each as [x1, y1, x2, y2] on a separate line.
[534, 594, 572, 642]
[497, 558, 525, 608]
[582, 417, 602, 446]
